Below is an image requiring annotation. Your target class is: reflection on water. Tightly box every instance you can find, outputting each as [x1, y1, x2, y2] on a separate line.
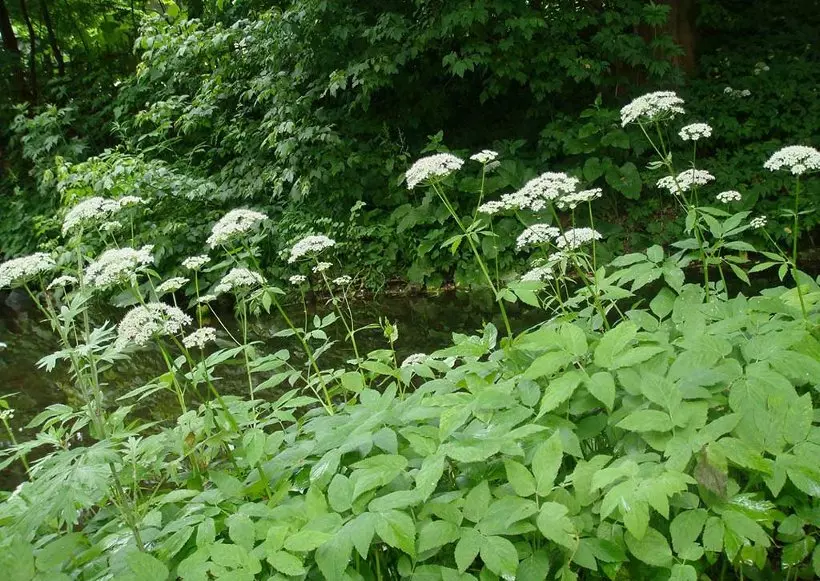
[0, 289, 541, 436]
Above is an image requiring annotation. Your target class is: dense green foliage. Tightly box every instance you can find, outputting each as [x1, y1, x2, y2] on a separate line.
[2, 0, 818, 286]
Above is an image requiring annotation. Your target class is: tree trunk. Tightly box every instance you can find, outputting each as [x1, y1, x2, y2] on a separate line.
[662, 0, 697, 74]
[18, 0, 36, 100]
[0, 0, 27, 99]
[39, 0, 63, 76]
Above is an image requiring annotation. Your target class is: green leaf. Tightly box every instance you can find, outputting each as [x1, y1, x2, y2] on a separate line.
[536, 502, 577, 549]
[416, 452, 446, 500]
[267, 550, 306, 576]
[285, 530, 332, 552]
[524, 350, 572, 380]
[610, 345, 665, 369]
[463, 481, 491, 523]
[538, 370, 583, 417]
[624, 527, 673, 567]
[585, 371, 615, 410]
[341, 371, 365, 393]
[670, 509, 707, 556]
[227, 513, 256, 550]
[479, 535, 519, 579]
[454, 528, 482, 573]
[376, 510, 416, 557]
[702, 516, 724, 552]
[531, 432, 563, 496]
[345, 513, 377, 559]
[369, 490, 422, 512]
[126, 551, 170, 581]
[583, 157, 603, 181]
[418, 520, 461, 553]
[558, 324, 587, 356]
[328, 474, 353, 512]
[669, 564, 697, 581]
[517, 549, 551, 581]
[650, 287, 675, 319]
[504, 460, 536, 497]
[594, 322, 637, 368]
[616, 409, 672, 432]
[315, 532, 353, 580]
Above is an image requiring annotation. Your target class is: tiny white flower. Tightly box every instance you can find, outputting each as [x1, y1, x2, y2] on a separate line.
[716, 190, 742, 203]
[116, 303, 191, 349]
[679, 123, 713, 142]
[516, 224, 561, 251]
[333, 275, 352, 286]
[401, 353, 428, 368]
[47, 275, 78, 291]
[470, 150, 499, 164]
[521, 266, 554, 282]
[477, 201, 506, 215]
[620, 91, 685, 126]
[0, 253, 56, 289]
[206, 209, 267, 247]
[556, 188, 603, 210]
[312, 262, 332, 273]
[764, 145, 820, 176]
[288, 235, 336, 263]
[405, 153, 465, 189]
[500, 172, 579, 212]
[289, 274, 307, 285]
[750, 215, 767, 229]
[656, 169, 715, 194]
[62, 197, 121, 235]
[197, 294, 217, 304]
[182, 327, 217, 349]
[156, 277, 189, 295]
[213, 268, 265, 295]
[555, 227, 603, 251]
[84, 246, 154, 288]
[182, 255, 210, 271]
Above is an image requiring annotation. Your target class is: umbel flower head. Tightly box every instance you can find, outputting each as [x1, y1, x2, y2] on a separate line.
[62, 197, 120, 235]
[516, 224, 561, 251]
[555, 227, 603, 250]
[47, 275, 78, 291]
[477, 201, 506, 215]
[213, 267, 265, 295]
[500, 172, 580, 212]
[182, 327, 217, 349]
[764, 145, 820, 176]
[656, 169, 715, 194]
[470, 150, 498, 164]
[556, 188, 603, 210]
[679, 123, 713, 142]
[716, 190, 742, 203]
[288, 235, 336, 263]
[401, 353, 428, 368]
[0, 253, 56, 289]
[116, 302, 192, 349]
[521, 265, 554, 282]
[156, 277, 189, 296]
[182, 255, 210, 271]
[206, 209, 267, 247]
[620, 91, 685, 126]
[84, 246, 154, 288]
[289, 274, 307, 285]
[313, 262, 332, 273]
[405, 153, 464, 189]
[333, 275, 352, 286]
[750, 215, 767, 229]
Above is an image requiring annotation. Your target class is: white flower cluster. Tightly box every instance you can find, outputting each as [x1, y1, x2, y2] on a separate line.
[679, 123, 712, 142]
[556, 188, 603, 210]
[101, 221, 122, 232]
[47, 275, 78, 291]
[84, 246, 154, 288]
[0, 253, 56, 289]
[516, 224, 560, 251]
[333, 275, 352, 286]
[156, 277, 189, 295]
[313, 262, 332, 273]
[500, 172, 580, 212]
[477, 201, 506, 215]
[197, 294, 217, 304]
[405, 153, 464, 189]
[753, 62, 770, 75]
[182, 255, 210, 271]
[750, 216, 767, 229]
[62, 196, 144, 235]
[288, 235, 336, 263]
[116, 302, 192, 349]
[470, 150, 498, 164]
[213, 267, 265, 295]
[521, 265, 554, 282]
[206, 209, 267, 247]
[620, 91, 685, 126]
[763, 145, 820, 176]
[724, 87, 751, 98]
[555, 227, 603, 251]
[289, 274, 307, 285]
[656, 169, 715, 194]
[401, 353, 428, 368]
[182, 326, 217, 349]
[716, 190, 742, 203]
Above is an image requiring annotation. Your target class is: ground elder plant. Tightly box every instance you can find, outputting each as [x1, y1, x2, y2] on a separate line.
[1, 92, 820, 581]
